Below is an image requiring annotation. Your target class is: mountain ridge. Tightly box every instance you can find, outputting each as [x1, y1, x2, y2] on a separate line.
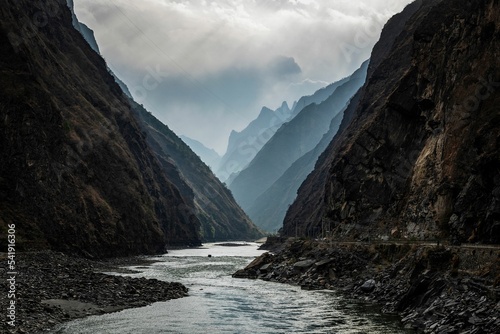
[69, 1, 262, 242]
[0, 0, 201, 256]
[180, 135, 221, 171]
[0, 0, 262, 257]
[217, 102, 292, 182]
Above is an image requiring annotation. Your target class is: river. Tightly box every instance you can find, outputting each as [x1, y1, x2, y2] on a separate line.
[50, 242, 408, 333]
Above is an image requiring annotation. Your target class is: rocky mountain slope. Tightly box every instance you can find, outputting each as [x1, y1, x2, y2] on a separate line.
[66, 1, 262, 242]
[0, 0, 202, 257]
[283, 0, 500, 245]
[230, 62, 368, 214]
[131, 103, 263, 241]
[0, 0, 261, 257]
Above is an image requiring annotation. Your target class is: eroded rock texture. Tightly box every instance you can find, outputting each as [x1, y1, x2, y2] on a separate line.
[284, 0, 500, 244]
[0, 0, 201, 257]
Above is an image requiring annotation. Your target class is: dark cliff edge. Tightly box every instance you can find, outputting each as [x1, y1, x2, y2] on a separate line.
[0, 0, 202, 257]
[283, 0, 500, 245]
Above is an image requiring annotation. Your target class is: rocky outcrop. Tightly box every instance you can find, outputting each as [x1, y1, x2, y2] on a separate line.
[283, 0, 500, 244]
[234, 238, 500, 333]
[0, 0, 201, 257]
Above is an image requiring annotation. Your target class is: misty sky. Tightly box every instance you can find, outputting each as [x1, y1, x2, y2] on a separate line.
[74, 0, 413, 154]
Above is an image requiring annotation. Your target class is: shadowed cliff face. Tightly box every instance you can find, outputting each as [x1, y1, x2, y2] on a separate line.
[0, 0, 201, 257]
[62, 1, 262, 243]
[130, 103, 264, 242]
[284, 0, 500, 244]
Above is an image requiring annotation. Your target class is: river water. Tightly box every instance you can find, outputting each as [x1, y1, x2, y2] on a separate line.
[51, 243, 408, 334]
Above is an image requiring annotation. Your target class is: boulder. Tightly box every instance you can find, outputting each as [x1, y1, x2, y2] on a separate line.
[360, 279, 376, 293]
[293, 259, 316, 269]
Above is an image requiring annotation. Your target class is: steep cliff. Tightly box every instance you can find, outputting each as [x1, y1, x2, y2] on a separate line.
[283, 0, 500, 244]
[64, 2, 262, 242]
[131, 103, 263, 241]
[0, 0, 201, 257]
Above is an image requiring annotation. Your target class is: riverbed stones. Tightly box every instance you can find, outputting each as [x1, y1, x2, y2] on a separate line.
[0, 251, 189, 334]
[360, 279, 376, 293]
[293, 259, 316, 269]
[233, 238, 500, 333]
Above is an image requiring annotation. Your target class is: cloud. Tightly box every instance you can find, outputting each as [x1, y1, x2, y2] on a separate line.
[266, 56, 302, 79]
[74, 0, 414, 153]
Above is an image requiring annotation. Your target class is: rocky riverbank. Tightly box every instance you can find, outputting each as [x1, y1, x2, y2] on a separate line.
[233, 238, 500, 333]
[0, 251, 188, 333]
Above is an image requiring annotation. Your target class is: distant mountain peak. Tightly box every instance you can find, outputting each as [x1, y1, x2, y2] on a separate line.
[229, 60, 368, 218]
[216, 101, 294, 181]
[258, 106, 274, 118]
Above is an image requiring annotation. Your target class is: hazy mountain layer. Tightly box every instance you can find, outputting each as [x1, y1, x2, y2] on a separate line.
[247, 109, 346, 233]
[217, 102, 291, 182]
[70, 0, 262, 242]
[132, 104, 263, 241]
[229, 62, 368, 214]
[218, 75, 353, 183]
[290, 76, 350, 116]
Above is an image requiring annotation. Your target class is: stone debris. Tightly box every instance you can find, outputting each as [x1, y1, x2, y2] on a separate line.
[360, 279, 376, 293]
[0, 251, 188, 333]
[234, 238, 500, 333]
